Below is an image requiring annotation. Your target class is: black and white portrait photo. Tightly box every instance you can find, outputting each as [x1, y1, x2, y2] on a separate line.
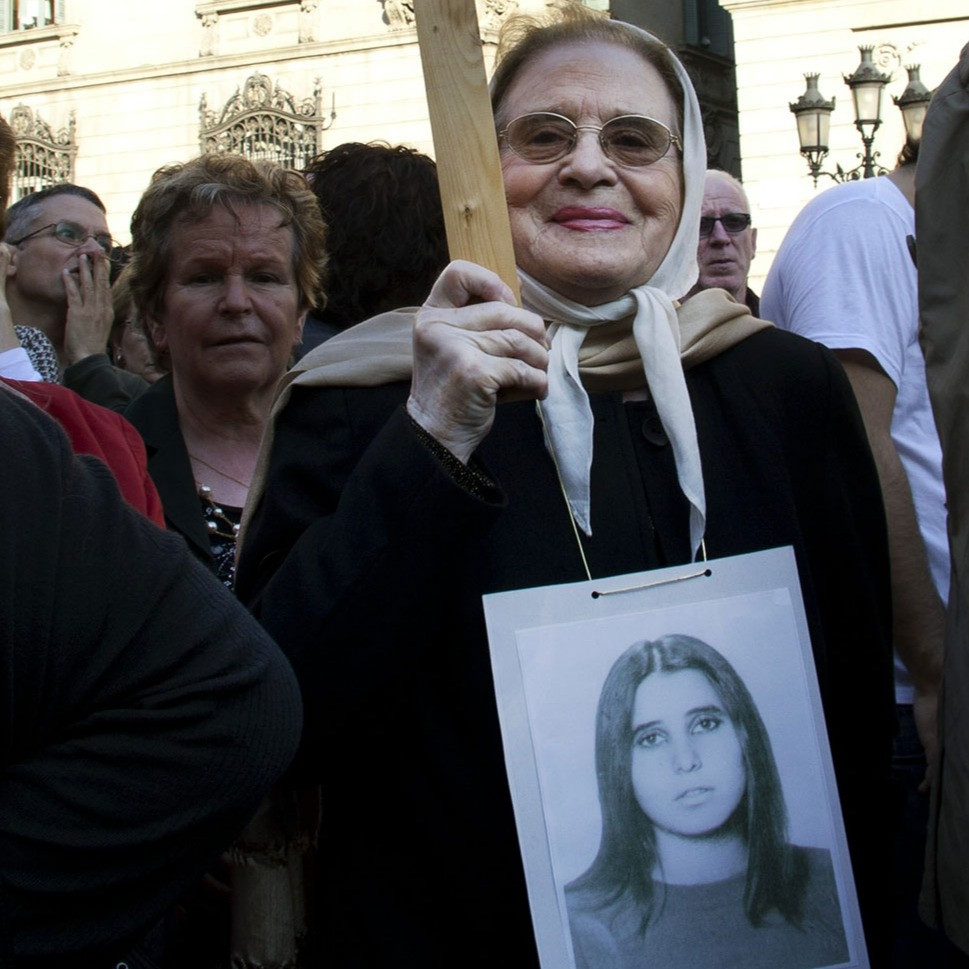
[484, 548, 868, 969]
[563, 634, 848, 969]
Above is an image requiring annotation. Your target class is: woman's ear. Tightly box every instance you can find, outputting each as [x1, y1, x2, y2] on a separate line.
[145, 314, 168, 352]
[292, 308, 307, 347]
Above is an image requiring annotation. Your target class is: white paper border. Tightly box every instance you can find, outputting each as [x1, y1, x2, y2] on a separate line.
[484, 546, 868, 969]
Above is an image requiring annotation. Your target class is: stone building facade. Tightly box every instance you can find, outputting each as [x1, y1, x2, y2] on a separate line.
[0, 0, 734, 247]
[1, 0, 964, 288]
[0, 0, 542, 240]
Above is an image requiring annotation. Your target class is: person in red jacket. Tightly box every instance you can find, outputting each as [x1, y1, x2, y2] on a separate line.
[2, 376, 165, 525]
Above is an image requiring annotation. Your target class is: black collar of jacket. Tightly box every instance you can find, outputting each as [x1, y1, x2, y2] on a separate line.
[124, 375, 215, 566]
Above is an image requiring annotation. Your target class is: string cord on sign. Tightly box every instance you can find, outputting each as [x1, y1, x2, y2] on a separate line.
[534, 401, 710, 596]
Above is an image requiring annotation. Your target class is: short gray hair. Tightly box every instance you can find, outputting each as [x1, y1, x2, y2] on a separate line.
[5, 183, 106, 244]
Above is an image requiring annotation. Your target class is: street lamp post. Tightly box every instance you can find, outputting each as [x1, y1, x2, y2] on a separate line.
[843, 46, 891, 179]
[894, 65, 933, 144]
[788, 73, 836, 186]
[790, 46, 927, 187]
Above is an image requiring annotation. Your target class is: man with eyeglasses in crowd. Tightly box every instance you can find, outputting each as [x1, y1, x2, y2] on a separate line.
[1, 183, 146, 408]
[684, 169, 759, 315]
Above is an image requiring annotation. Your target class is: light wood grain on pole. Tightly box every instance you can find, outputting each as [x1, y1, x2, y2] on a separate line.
[415, 0, 520, 302]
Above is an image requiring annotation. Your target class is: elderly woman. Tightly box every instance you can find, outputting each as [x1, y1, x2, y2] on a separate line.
[567, 635, 848, 969]
[124, 154, 326, 586]
[237, 6, 893, 966]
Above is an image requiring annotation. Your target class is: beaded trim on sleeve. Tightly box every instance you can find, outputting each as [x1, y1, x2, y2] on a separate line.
[406, 411, 497, 501]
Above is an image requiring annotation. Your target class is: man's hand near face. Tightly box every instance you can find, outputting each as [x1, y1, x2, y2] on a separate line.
[62, 250, 113, 366]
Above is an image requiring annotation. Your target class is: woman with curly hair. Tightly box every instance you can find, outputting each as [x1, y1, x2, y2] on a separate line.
[123, 153, 326, 585]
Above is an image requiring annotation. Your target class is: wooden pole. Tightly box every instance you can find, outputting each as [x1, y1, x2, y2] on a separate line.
[414, 0, 520, 302]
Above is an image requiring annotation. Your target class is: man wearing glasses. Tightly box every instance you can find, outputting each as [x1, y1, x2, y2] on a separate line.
[684, 169, 759, 315]
[2, 183, 144, 407]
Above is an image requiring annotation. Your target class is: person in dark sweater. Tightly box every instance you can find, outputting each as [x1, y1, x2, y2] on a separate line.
[0, 386, 302, 967]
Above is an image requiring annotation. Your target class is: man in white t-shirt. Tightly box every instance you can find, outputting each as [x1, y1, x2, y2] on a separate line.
[762, 144, 946, 964]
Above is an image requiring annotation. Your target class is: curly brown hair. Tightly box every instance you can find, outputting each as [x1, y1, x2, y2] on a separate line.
[127, 153, 327, 322]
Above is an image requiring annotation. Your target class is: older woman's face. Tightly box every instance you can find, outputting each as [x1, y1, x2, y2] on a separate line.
[148, 202, 304, 397]
[630, 668, 745, 839]
[499, 40, 682, 305]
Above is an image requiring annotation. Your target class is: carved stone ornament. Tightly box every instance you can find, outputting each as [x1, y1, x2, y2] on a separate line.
[56, 35, 73, 76]
[380, 0, 415, 30]
[252, 12, 273, 37]
[482, 0, 517, 32]
[873, 43, 902, 80]
[200, 12, 218, 57]
[702, 104, 725, 162]
[19, 48, 36, 71]
[299, 0, 318, 43]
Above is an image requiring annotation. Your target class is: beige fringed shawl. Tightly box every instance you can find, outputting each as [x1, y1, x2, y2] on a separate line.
[227, 787, 320, 969]
[242, 287, 770, 547]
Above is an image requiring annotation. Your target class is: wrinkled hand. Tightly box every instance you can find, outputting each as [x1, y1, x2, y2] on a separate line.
[914, 686, 939, 793]
[0, 244, 19, 352]
[407, 260, 548, 464]
[62, 251, 113, 366]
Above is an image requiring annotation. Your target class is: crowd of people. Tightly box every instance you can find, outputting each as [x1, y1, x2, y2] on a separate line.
[0, 4, 965, 968]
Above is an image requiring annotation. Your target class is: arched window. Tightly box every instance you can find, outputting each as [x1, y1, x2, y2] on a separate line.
[199, 72, 335, 170]
[8, 102, 76, 199]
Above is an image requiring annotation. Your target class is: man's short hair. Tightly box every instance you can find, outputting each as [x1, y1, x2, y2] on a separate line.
[704, 169, 751, 213]
[5, 183, 107, 244]
[897, 137, 920, 169]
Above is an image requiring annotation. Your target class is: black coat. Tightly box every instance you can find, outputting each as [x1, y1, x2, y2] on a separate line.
[124, 375, 215, 570]
[238, 326, 894, 967]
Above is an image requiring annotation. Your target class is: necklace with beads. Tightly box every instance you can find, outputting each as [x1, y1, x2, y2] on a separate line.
[194, 484, 243, 588]
[196, 483, 243, 541]
[188, 452, 251, 587]
[188, 451, 251, 540]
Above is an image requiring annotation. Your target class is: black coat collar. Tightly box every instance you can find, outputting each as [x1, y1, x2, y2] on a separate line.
[124, 375, 214, 565]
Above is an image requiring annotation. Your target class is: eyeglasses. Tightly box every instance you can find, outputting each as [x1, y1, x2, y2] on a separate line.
[498, 112, 682, 169]
[699, 213, 752, 237]
[9, 221, 122, 261]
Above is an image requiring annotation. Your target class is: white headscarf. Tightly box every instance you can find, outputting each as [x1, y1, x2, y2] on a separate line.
[511, 23, 707, 558]
[243, 22, 723, 560]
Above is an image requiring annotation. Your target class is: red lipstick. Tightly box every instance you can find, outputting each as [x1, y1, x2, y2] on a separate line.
[552, 206, 628, 231]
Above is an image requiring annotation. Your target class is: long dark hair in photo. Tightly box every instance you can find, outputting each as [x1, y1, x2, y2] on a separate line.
[568, 634, 808, 934]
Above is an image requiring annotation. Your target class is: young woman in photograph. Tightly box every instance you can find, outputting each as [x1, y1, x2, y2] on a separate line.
[566, 634, 850, 969]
